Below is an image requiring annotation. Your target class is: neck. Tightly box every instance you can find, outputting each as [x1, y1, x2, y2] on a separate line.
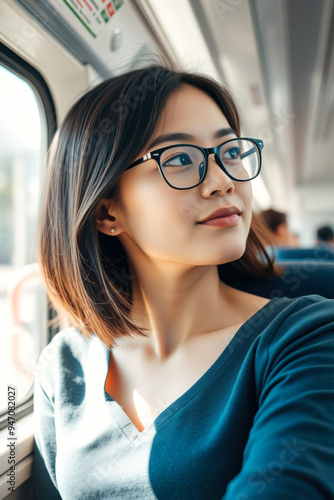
[119, 256, 248, 360]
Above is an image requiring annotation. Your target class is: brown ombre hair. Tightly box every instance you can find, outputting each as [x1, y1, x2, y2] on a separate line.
[39, 65, 276, 347]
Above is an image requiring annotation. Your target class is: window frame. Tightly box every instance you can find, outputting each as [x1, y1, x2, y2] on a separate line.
[0, 41, 57, 430]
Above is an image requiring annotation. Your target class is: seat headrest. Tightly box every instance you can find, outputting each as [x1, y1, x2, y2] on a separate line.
[221, 260, 334, 299]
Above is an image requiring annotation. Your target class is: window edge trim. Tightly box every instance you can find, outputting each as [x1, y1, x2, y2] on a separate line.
[0, 41, 58, 421]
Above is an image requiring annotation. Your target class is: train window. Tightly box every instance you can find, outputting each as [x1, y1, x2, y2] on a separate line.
[0, 65, 48, 422]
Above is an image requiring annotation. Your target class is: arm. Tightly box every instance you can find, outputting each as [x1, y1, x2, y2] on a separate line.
[223, 297, 334, 500]
[32, 375, 62, 499]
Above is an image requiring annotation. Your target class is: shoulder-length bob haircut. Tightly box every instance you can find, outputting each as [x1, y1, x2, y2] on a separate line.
[39, 64, 276, 347]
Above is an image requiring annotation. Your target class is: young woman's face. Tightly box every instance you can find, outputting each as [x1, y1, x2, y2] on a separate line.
[113, 84, 253, 267]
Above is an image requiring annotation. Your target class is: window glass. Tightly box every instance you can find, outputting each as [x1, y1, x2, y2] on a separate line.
[0, 65, 47, 412]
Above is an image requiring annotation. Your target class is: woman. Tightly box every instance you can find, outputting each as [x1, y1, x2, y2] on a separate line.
[32, 65, 334, 499]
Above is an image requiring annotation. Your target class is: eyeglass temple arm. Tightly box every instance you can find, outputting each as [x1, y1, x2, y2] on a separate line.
[240, 147, 256, 160]
[126, 152, 153, 171]
[240, 141, 263, 160]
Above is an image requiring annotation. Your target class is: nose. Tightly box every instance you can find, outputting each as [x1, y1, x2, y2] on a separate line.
[200, 153, 234, 197]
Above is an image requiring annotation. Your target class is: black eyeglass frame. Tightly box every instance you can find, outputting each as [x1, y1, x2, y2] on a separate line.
[126, 137, 264, 190]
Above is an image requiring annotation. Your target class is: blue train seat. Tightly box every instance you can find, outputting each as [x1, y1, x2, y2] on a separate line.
[274, 246, 334, 261]
[222, 260, 334, 299]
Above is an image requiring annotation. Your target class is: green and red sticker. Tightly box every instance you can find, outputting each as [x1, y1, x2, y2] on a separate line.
[62, 0, 124, 34]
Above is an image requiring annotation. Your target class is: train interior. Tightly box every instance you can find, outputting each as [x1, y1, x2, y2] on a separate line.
[0, 0, 334, 498]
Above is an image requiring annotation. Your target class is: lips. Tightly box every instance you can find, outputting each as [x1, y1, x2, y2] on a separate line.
[197, 206, 241, 223]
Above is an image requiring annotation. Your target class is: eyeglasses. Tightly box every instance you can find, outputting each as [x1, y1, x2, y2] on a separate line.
[126, 137, 264, 190]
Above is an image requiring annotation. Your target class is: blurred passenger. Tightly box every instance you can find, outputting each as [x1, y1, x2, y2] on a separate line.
[316, 225, 334, 245]
[260, 208, 299, 247]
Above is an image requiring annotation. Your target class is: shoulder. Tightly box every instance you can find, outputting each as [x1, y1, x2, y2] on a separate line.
[265, 293, 334, 342]
[256, 293, 334, 376]
[35, 327, 89, 372]
[242, 293, 333, 345]
[34, 327, 107, 397]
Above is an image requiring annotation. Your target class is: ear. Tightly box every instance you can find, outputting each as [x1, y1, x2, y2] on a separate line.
[96, 199, 119, 236]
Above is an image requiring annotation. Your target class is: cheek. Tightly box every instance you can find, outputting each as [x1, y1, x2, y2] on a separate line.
[238, 183, 253, 227]
[116, 171, 254, 264]
[118, 173, 192, 249]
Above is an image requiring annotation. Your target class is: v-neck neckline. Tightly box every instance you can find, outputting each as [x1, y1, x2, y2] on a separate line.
[102, 297, 279, 446]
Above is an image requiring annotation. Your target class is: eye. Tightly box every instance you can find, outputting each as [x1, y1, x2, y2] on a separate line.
[222, 147, 241, 160]
[163, 153, 193, 167]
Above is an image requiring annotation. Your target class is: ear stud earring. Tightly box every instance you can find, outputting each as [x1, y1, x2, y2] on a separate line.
[110, 228, 115, 234]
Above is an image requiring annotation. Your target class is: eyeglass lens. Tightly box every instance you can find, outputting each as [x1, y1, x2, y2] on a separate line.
[160, 139, 260, 188]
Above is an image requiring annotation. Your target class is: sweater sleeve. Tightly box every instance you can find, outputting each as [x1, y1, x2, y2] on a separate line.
[32, 353, 62, 499]
[222, 296, 334, 500]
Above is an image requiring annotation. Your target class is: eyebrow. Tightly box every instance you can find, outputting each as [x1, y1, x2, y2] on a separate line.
[146, 127, 236, 151]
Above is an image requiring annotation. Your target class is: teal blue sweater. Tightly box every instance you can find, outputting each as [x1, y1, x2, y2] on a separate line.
[32, 295, 334, 499]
